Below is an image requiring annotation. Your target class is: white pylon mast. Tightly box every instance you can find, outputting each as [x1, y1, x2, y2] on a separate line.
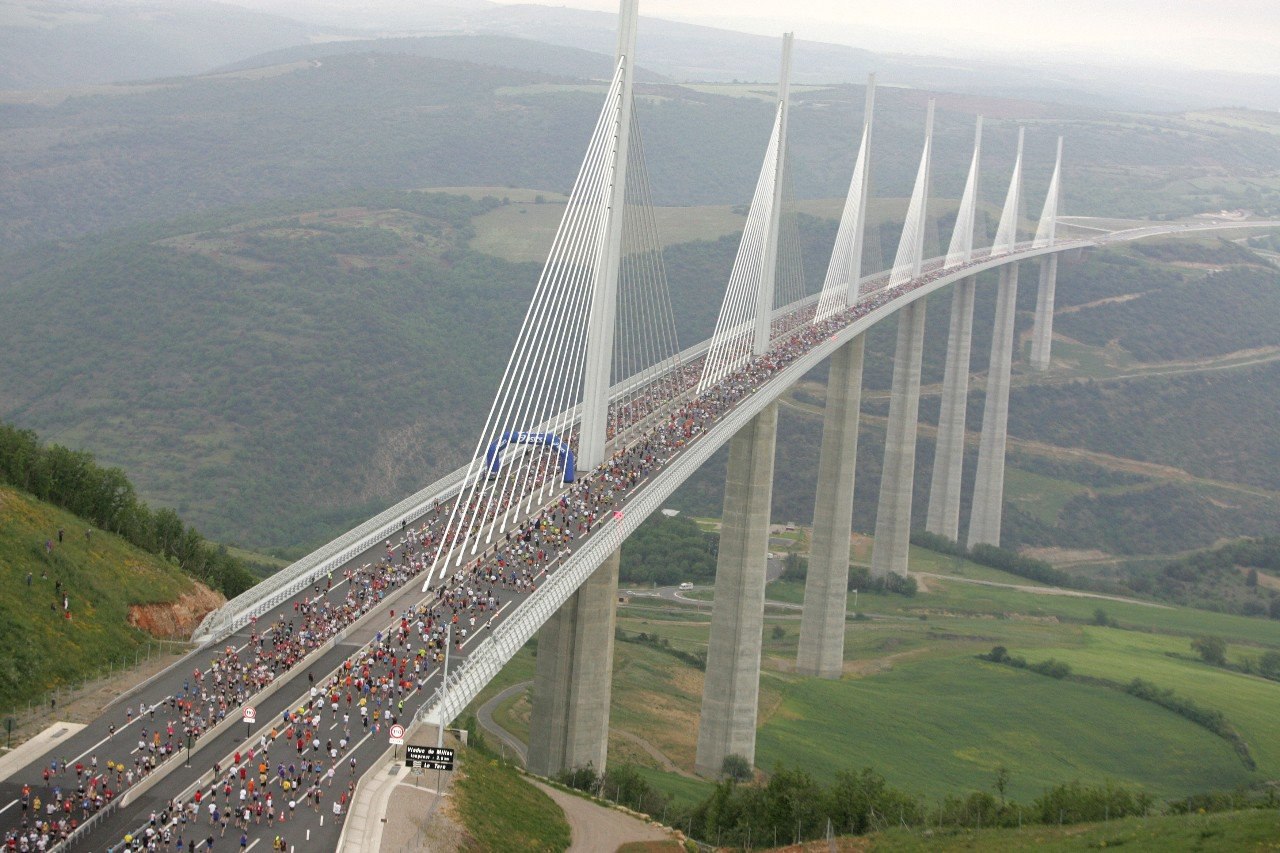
[889, 98, 935, 286]
[944, 116, 983, 268]
[847, 72, 875, 304]
[992, 126, 1025, 255]
[752, 32, 793, 356]
[577, 0, 639, 474]
[1034, 136, 1064, 248]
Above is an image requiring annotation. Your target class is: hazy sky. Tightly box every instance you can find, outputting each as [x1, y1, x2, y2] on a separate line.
[484, 0, 1280, 75]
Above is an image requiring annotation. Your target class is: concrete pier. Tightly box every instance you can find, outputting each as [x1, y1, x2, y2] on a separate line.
[968, 263, 1019, 548]
[797, 336, 865, 678]
[925, 278, 976, 541]
[870, 299, 927, 578]
[527, 548, 620, 776]
[695, 404, 778, 776]
[1030, 255, 1058, 371]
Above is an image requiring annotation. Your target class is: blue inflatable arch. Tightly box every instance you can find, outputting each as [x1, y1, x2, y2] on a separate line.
[484, 431, 576, 484]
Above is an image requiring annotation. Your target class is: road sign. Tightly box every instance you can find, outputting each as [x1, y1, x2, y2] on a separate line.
[388, 724, 405, 745]
[242, 707, 256, 724]
[405, 744, 454, 771]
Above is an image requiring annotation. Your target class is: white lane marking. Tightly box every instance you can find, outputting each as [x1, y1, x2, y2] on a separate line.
[0, 799, 17, 815]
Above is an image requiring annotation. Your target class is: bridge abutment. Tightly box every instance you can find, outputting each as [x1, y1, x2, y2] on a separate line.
[797, 335, 865, 678]
[696, 403, 778, 776]
[1030, 254, 1058, 371]
[527, 548, 620, 777]
[967, 262, 1019, 548]
[925, 277, 976, 542]
[870, 299, 927, 578]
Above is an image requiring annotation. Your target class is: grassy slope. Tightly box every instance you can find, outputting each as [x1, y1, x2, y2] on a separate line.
[452, 748, 571, 852]
[0, 485, 197, 710]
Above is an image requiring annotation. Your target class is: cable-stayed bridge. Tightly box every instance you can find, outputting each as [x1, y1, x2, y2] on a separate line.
[4, 2, 1278, 850]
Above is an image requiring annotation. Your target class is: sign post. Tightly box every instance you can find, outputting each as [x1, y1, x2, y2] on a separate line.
[389, 723, 405, 760]
[242, 706, 256, 740]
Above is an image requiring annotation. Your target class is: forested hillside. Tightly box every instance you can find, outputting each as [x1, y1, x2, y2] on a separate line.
[0, 191, 522, 548]
[0, 422, 257, 596]
[2, 51, 1277, 251]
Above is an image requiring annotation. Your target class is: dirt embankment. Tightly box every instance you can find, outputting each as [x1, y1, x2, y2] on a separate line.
[128, 582, 225, 638]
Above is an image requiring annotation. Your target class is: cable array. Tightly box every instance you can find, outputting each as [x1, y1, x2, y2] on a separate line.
[813, 124, 870, 322]
[697, 104, 784, 392]
[429, 61, 627, 582]
[1033, 137, 1064, 248]
[610, 112, 684, 445]
[944, 117, 983, 268]
[991, 127, 1025, 255]
[889, 101, 935, 287]
[773, 167, 808, 311]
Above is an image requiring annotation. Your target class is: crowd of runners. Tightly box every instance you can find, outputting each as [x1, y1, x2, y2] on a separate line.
[6, 262, 955, 852]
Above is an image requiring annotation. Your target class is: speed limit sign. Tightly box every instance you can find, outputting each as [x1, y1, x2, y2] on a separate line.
[389, 724, 405, 745]
[242, 707, 256, 724]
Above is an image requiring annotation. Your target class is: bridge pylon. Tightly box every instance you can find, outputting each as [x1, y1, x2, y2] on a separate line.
[526, 0, 638, 780]
[926, 116, 983, 542]
[967, 128, 1026, 549]
[871, 101, 935, 578]
[695, 403, 778, 776]
[1031, 137, 1065, 371]
[797, 73, 876, 678]
[796, 337, 865, 677]
[527, 549, 621, 777]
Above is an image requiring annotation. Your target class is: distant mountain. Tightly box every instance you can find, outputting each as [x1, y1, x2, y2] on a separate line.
[224, 3, 1280, 112]
[0, 0, 336, 89]
[212, 33, 669, 83]
[5, 0, 1276, 111]
[0, 49, 1276, 252]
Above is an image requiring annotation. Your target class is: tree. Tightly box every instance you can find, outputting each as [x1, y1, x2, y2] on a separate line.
[1092, 608, 1111, 627]
[1191, 635, 1227, 666]
[721, 754, 752, 783]
[984, 645, 1009, 663]
[1259, 650, 1280, 680]
[994, 767, 1011, 805]
[1246, 568, 1259, 588]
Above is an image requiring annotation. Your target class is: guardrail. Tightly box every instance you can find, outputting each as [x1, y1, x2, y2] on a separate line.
[192, 465, 471, 643]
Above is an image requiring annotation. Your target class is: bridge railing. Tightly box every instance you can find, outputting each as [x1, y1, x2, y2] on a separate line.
[193, 465, 472, 643]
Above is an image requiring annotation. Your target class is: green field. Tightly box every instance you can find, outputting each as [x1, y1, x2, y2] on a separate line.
[755, 655, 1253, 803]
[868, 807, 1280, 851]
[569, 549, 1280, 815]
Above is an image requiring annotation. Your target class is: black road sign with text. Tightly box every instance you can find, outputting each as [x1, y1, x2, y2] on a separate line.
[405, 744, 455, 770]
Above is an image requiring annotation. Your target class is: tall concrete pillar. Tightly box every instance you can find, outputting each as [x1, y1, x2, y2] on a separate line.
[870, 299, 927, 578]
[925, 278, 976, 541]
[797, 336, 865, 678]
[696, 404, 778, 776]
[968, 263, 1020, 548]
[527, 549, 620, 776]
[1030, 255, 1058, 371]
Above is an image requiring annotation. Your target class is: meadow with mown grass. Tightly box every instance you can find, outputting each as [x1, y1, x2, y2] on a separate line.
[465, 540, 1280, 827]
